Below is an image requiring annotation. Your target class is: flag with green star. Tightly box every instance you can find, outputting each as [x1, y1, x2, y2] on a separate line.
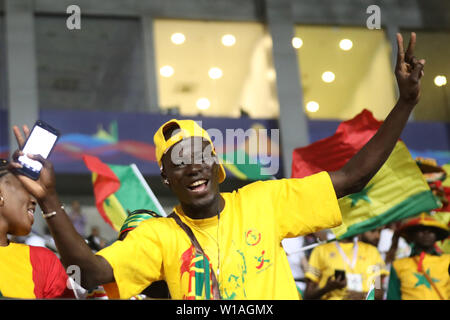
[332, 140, 440, 239]
[83, 155, 166, 232]
[291, 109, 440, 239]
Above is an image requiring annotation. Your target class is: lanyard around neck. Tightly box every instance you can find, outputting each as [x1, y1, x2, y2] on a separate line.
[334, 237, 359, 270]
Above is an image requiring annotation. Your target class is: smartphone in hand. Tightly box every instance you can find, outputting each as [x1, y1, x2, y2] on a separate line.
[16, 120, 60, 180]
[334, 269, 346, 281]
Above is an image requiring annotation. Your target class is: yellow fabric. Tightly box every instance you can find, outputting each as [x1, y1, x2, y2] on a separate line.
[305, 241, 389, 300]
[97, 172, 342, 299]
[92, 173, 128, 232]
[393, 254, 450, 300]
[102, 194, 128, 232]
[405, 212, 448, 232]
[153, 119, 226, 182]
[332, 141, 432, 238]
[0, 242, 35, 298]
[442, 164, 450, 187]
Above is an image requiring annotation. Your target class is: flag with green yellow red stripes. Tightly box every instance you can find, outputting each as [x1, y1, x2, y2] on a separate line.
[292, 109, 441, 239]
[332, 140, 440, 239]
[83, 155, 166, 232]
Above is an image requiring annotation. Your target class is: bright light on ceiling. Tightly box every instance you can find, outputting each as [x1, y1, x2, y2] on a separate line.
[322, 71, 335, 83]
[339, 39, 353, 51]
[292, 37, 303, 49]
[160, 65, 174, 77]
[208, 67, 223, 79]
[266, 69, 276, 81]
[196, 98, 211, 110]
[221, 34, 236, 47]
[434, 75, 447, 87]
[306, 101, 319, 112]
[171, 33, 186, 45]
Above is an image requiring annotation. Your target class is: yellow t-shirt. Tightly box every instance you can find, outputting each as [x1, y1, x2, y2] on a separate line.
[391, 254, 450, 300]
[97, 172, 342, 299]
[305, 241, 388, 300]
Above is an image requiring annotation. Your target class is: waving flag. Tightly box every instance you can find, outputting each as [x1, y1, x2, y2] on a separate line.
[83, 155, 166, 231]
[292, 109, 440, 239]
[219, 149, 274, 181]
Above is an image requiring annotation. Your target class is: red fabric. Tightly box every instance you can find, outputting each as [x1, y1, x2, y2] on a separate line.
[82, 154, 120, 229]
[29, 246, 74, 298]
[434, 184, 450, 212]
[417, 251, 426, 272]
[291, 109, 383, 178]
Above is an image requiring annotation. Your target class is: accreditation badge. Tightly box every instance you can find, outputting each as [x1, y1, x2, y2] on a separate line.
[346, 273, 363, 292]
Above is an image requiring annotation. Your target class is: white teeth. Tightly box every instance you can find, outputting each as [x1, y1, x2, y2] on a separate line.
[189, 179, 207, 187]
[28, 209, 34, 216]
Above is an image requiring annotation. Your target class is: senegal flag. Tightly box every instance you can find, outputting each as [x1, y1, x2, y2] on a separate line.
[83, 155, 166, 231]
[219, 149, 273, 181]
[292, 109, 440, 239]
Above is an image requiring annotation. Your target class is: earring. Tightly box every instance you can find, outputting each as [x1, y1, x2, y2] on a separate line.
[164, 179, 169, 185]
[0, 196, 4, 206]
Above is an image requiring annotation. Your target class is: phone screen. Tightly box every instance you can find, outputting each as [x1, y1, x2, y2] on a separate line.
[18, 125, 58, 173]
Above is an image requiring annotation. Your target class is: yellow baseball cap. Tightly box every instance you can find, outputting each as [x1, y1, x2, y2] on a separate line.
[153, 119, 226, 183]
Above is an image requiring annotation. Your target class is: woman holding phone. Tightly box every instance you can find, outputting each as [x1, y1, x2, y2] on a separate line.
[0, 158, 73, 299]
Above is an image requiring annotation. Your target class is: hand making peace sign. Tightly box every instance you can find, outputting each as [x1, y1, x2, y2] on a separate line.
[395, 32, 426, 106]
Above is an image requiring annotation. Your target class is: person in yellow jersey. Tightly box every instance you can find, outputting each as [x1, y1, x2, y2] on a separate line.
[303, 235, 388, 300]
[9, 32, 426, 300]
[102, 209, 170, 299]
[387, 213, 449, 300]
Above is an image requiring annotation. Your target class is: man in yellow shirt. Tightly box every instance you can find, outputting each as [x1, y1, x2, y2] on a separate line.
[9, 33, 426, 299]
[387, 213, 449, 300]
[303, 236, 388, 300]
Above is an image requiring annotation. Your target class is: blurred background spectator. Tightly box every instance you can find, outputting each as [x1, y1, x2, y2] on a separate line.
[67, 200, 86, 238]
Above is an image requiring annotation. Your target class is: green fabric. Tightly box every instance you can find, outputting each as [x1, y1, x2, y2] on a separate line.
[220, 149, 273, 181]
[296, 285, 303, 299]
[387, 265, 402, 300]
[109, 164, 165, 217]
[366, 286, 375, 300]
[333, 142, 441, 239]
[337, 190, 439, 239]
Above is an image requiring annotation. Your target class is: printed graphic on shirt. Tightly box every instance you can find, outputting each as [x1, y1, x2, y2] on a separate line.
[180, 245, 214, 300]
[223, 248, 247, 300]
[255, 250, 271, 271]
[413, 269, 440, 289]
[245, 229, 261, 246]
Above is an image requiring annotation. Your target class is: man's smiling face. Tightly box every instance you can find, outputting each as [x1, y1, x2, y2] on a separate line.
[161, 137, 221, 212]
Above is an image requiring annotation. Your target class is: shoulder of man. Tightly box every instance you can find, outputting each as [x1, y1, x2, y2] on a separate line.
[311, 241, 333, 255]
[135, 215, 179, 228]
[392, 256, 413, 271]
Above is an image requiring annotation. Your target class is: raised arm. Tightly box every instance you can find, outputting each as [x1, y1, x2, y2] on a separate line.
[329, 32, 425, 198]
[10, 125, 114, 290]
